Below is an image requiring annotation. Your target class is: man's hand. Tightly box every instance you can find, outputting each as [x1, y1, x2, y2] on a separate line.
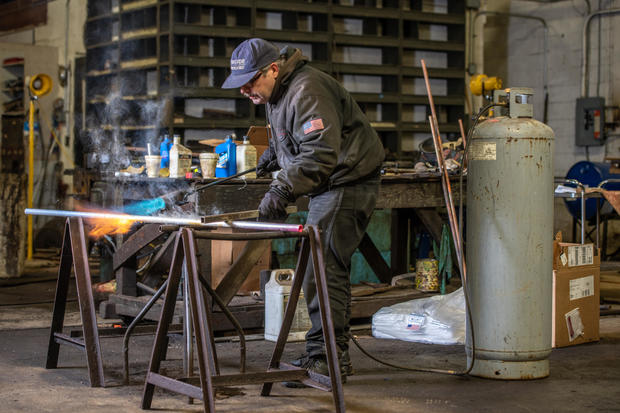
[258, 190, 289, 220]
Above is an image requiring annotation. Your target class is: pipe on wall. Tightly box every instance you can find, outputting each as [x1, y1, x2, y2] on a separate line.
[581, 8, 620, 97]
[470, 11, 549, 123]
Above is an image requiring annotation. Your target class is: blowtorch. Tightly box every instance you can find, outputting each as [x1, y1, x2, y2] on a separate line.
[123, 167, 258, 216]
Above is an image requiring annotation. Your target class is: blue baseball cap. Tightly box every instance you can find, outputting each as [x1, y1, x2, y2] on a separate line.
[221, 38, 280, 89]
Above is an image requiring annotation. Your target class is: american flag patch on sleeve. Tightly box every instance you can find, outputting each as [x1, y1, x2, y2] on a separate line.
[303, 118, 325, 134]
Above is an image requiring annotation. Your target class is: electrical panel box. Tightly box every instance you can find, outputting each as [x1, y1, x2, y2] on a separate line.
[576, 97, 605, 146]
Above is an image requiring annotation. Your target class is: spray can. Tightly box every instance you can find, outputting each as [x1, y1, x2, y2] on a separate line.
[236, 136, 257, 178]
[169, 134, 192, 178]
[215, 135, 237, 178]
[159, 134, 171, 169]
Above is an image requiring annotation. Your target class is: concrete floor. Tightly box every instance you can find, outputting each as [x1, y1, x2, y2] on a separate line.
[1, 277, 619, 412]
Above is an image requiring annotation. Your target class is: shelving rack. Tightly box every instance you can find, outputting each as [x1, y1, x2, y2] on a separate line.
[84, 0, 466, 165]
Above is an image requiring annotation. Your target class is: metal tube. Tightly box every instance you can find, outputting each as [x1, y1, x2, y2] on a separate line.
[581, 8, 620, 97]
[596, 198, 600, 249]
[27, 100, 35, 259]
[123, 278, 168, 385]
[64, 0, 71, 160]
[218, 221, 303, 232]
[195, 274, 247, 374]
[471, 11, 548, 121]
[26, 208, 202, 226]
[182, 260, 194, 386]
[581, 190, 586, 244]
[25, 208, 303, 232]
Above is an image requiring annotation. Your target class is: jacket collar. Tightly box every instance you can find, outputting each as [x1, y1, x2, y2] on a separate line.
[268, 47, 307, 104]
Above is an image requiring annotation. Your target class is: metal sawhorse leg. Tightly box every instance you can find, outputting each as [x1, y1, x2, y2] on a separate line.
[46, 217, 105, 387]
[141, 225, 345, 412]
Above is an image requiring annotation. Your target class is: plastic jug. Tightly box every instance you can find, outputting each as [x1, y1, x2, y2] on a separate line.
[215, 135, 237, 178]
[169, 135, 192, 178]
[236, 136, 257, 178]
[264, 269, 311, 342]
[159, 134, 171, 169]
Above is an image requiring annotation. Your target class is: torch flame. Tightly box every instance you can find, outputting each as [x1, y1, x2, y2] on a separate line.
[75, 204, 134, 238]
[88, 217, 134, 238]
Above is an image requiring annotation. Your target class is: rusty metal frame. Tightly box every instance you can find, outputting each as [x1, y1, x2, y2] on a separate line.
[141, 225, 345, 413]
[46, 217, 105, 387]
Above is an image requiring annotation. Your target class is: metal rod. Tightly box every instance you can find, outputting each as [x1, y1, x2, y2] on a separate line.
[123, 278, 168, 385]
[581, 8, 620, 97]
[422, 58, 464, 270]
[26, 208, 203, 226]
[25, 208, 304, 232]
[192, 167, 257, 194]
[581, 189, 586, 244]
[182, 259, 194, 396]
[195, 271, 247, 374]
[472, 11, 548, 121]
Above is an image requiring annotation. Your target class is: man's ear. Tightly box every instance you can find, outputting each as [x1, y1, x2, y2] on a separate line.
[271, 63, 279, 78]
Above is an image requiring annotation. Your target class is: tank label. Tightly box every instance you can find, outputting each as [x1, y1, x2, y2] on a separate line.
[569, 275, 594, 300]
[469, 142, 496, 160]
[566, 244, 594, 267]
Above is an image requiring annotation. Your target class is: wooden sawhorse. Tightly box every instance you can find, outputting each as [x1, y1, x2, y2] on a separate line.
[141, 225, 345, 412]
[46, 217, 105, 387]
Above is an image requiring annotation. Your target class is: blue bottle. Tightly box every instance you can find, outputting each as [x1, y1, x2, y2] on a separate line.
[215, 135, 237, 178]
[159, 134, 171, 169]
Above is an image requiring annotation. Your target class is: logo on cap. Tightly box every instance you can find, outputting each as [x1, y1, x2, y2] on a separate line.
[231, 59, 245, 71]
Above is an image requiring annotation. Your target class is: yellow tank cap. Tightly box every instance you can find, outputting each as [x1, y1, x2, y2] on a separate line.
[469, 74, 502, 96]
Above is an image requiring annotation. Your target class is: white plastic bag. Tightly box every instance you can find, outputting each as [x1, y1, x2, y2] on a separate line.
[371, 287, 465, 345]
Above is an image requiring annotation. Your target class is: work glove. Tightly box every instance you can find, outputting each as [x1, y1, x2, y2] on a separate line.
[258, 189, 289, 221]
[256, 146, 279, 178]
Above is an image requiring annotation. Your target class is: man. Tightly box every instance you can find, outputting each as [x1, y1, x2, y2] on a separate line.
[222, 38, 384, 382]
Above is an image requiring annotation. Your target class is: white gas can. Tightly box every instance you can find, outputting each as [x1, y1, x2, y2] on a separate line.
[264, 269, 311, 342]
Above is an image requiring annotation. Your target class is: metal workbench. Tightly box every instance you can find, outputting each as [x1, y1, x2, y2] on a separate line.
[94, 172, 464, 325]
[104, 172, 464, 278]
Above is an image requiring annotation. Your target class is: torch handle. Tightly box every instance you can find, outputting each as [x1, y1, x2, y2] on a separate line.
[192, 167, 258, 194]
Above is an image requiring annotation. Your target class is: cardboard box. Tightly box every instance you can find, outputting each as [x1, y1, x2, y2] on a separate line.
[552, 239, 600, 348]
[254, 144, 268, 161]
[211, 228, 271, 294]
[246, 126, 270, 146]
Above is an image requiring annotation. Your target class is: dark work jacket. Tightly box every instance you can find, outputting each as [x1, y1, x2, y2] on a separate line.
[264, 49, 385, 201]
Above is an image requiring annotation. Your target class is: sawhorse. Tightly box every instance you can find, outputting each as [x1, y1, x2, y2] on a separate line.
[46, 217, 105, 387]
[141, 225, 346, 412]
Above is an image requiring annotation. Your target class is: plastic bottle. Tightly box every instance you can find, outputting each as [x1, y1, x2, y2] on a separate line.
[264, 269, 311, 342]
[215, 135, 237, 178]
[236, 136, 257, 178]
[159, 134, 171, 169]
[169, 134, 192, 178]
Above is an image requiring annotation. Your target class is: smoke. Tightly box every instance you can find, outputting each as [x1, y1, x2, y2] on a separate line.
[140, 98, 171, 147]
[82, 90, 172, 172]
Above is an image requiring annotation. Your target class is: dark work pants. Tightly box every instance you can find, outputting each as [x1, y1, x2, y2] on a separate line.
[303, 176, 380, 357]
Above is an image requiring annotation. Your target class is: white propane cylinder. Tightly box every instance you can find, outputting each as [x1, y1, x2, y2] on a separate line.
[236, 136, 257, 178]
[466, 87, 555, 379]
[264, 269, 311, 342]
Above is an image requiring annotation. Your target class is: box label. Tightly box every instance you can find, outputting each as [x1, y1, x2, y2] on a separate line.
[565, 307, 584, 341]
[469, 142, 496, 160]
[406, 313, 426, 331]
[569, 275, 594, 300]
[566, 244, 594, 267]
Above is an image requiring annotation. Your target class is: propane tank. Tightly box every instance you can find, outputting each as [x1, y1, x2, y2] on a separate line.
[466, 87, 555, 379]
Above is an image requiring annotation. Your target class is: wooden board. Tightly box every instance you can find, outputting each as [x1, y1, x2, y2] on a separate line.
[601, 271, 620, 300]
